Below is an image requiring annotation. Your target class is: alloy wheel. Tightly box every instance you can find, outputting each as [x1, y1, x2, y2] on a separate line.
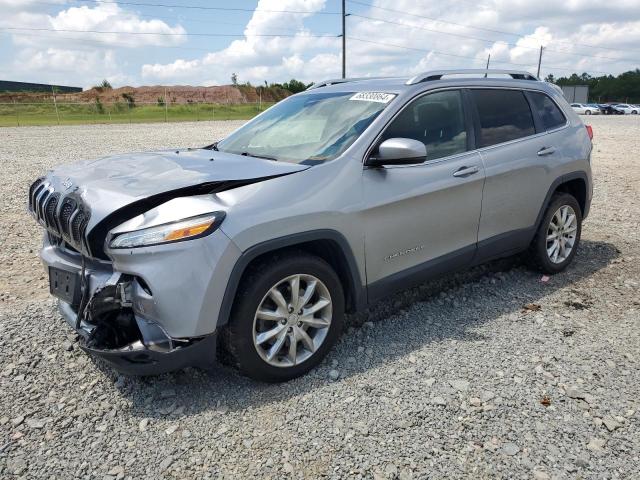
[546, 205, 578, 264]
[252, 274, 332, 368]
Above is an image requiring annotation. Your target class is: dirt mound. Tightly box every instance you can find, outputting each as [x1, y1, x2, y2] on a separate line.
[1, 84, 291, 104]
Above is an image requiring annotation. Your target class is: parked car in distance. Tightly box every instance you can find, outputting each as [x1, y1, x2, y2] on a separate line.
[28, 69, 594, 382]
[570, 103, 599, 115]
[613, 104, 638, 114]
[597, 104, 621, 115]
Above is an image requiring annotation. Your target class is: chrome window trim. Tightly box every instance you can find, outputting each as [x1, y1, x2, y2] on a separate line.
[362, 85, 570, 168]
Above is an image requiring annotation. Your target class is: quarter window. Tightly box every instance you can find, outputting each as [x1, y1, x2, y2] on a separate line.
[471, 89, 535, 147]
[379, 90, 467, 161]
[529, 92, 567, 130]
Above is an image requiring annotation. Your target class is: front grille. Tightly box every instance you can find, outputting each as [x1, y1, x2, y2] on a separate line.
[44, 193, 60, 230]
[59, 198, 77, 236]
[71, 210, 88, 243]
[28, 178, 91, 255]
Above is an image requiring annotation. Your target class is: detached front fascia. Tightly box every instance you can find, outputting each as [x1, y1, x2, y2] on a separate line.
[38, 195, 241, 374]
[29, 148, 302, 374]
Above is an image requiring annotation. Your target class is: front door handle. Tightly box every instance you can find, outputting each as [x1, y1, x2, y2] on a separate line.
[537, 146, 556, 156]
[453, 165, 480, 177]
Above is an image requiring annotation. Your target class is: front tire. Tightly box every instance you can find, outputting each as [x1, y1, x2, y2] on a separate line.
[585, 110, 592, 115]
[224, 252, 344, 382]
[528, 193, 582, 274]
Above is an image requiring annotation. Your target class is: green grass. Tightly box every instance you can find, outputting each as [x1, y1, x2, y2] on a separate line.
[0, 102, 273, 127]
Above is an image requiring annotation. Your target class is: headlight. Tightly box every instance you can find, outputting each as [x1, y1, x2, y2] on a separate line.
[109, 212, 224, 249]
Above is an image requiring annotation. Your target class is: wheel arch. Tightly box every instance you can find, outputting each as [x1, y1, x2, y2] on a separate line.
[535, 171, 589, 232]
[217, 230, 366, 327]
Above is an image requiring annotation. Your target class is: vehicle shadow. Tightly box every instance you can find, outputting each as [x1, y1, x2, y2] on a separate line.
[97, 239, 619, 419]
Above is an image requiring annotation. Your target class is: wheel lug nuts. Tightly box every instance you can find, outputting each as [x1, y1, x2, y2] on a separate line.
[297, 321, 302, 327]
[280, 319, 287, 325]
[288, 306, 293, 313]
[287, 327, 293, 333]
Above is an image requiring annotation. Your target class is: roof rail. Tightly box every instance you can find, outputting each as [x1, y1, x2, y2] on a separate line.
[406, 69, 539, 85]
[307, 77, 390, 90]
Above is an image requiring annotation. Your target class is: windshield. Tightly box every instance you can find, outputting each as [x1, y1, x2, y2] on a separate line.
[215, 91, 395, 164]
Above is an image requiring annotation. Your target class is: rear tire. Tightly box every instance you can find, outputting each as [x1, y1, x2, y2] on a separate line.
[528, 193, 582, 274]
[585, 110, 592, 115]
[223, 252, 344, 382]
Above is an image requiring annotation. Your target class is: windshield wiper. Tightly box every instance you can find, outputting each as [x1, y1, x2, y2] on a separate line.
[203, 141, 219, 151]
[240, 151, 278, 161]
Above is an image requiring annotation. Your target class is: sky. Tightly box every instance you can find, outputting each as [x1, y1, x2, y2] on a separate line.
[0, 0, 639, 89]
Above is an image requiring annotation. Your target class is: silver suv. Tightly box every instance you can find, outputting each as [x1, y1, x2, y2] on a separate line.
[29, 70, 593, 382]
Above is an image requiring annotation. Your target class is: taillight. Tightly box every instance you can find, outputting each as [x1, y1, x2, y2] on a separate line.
[586, 125, 593, 141]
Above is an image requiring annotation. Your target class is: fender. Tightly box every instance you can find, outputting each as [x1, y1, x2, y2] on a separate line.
[217, 230, 366, 327]
[534, 171, 590, 232]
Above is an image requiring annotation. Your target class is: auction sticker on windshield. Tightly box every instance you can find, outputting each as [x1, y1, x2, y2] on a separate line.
[349, 92, 396, 103]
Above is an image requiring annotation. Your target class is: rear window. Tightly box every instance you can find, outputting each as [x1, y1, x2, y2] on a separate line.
[471, 89, 535, 147]
[528, 92, 567, 131]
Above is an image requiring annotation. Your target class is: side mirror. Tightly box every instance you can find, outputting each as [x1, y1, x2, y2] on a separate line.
[365, 138, 427, 167]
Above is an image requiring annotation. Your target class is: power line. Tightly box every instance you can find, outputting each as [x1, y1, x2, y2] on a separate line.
[347, 0, 640, 57]
[5, 31, 223, 52]
[350, 13, 525, 48]
[347, 36, 612, 75]
[348, 1, 542, 39]
[4, 28, 611, 76]
[0, 26, 339, 38]
[349, 12, 640, 65]
[135, 12, 316, 33]
[61, 0, 342, 15]
[347, 36, 533, 67]
[33, 2, 339, 35]
[32, 0, 640, 64]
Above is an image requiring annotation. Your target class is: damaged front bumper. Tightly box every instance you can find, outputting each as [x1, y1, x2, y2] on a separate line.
[57, 302, 217, 376]
[42, 238, 218, 375]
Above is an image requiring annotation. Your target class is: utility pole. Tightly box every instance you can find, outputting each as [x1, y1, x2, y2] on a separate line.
[341, 0, 346, 78]
[537, 46, 544, 78]
[485, 54, 490, 77]
[164, 87, 168, 122]
[51, 86, 60, 125]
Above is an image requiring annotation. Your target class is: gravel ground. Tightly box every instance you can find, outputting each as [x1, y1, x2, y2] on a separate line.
[0, 117, 639, 479]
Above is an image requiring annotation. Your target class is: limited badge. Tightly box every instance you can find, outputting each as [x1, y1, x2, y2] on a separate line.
[349, 92, 396, 103]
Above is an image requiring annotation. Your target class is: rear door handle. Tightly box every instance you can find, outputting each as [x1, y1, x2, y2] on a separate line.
[537, 146, 556, 156]
[453, 165, 480, 177]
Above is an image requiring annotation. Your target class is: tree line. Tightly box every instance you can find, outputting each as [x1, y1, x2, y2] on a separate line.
[545, 69, 640, 103]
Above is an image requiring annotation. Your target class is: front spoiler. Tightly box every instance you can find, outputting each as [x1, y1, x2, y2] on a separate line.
[58, 301, 216, 376]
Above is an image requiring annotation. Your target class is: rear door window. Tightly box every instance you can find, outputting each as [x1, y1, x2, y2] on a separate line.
[471, 89, 535, 147]
[528, 92, 567, 130]
[379, 89, 468, 161]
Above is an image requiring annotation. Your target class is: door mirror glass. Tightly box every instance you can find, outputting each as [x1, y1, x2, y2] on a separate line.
[366, 137, 427, 167]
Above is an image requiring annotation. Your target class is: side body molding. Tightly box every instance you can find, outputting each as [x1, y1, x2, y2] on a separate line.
[217, 230, 366, 327]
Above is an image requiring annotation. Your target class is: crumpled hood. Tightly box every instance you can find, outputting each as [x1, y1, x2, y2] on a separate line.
[33, 148, 309, 258]
[46, 148, 309, 229]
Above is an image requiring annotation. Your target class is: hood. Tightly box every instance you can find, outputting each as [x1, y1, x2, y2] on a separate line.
[51, 148, 308, 221]
[30, 149, 309, 257]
